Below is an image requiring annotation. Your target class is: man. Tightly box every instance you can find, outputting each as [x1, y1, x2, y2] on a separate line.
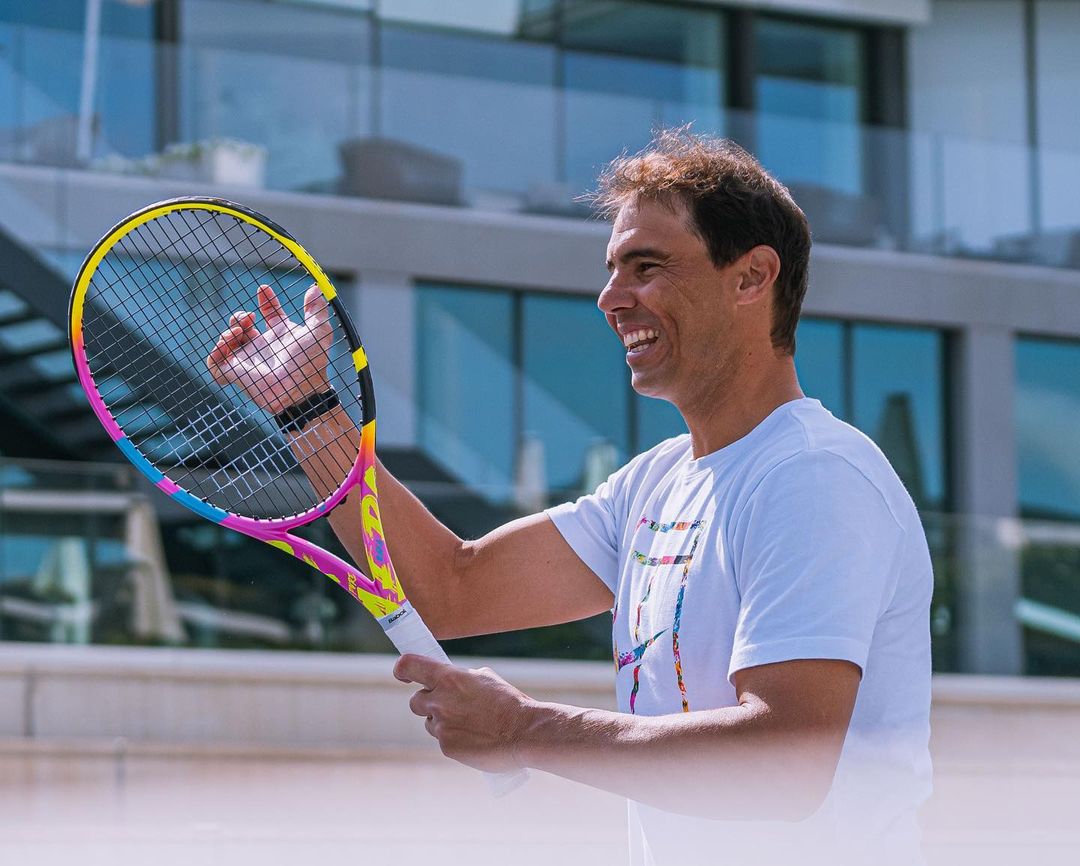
[208, 129, 932, 865]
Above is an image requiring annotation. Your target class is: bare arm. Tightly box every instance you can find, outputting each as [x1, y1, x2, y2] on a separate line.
[290, 404, 613, 638]
[205, 285, 613, 639]
[399, 655, 861, 821]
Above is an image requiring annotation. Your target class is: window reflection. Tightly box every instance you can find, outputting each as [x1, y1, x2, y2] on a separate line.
[416, 284, 516, 503]
[907, 0, 1031, 255]
[851, 324, 947, 511]
[562, 1, 725, 194]
[795, 318, 846, 418]
[523, 294, 629, 498]
[1016, 336, 1080, 676]
[0, 0, 154, 164]
[378, 0, 540, 35]
[180, 0, 371, 191]
[636, 396, 686, 453]
[1017, 337, 1080, 520]
[755, 18, 865, 195]
[379, 24, 557, 201]
[1035, 1, 1080, 258]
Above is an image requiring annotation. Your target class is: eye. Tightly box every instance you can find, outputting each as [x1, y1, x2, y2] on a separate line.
[638, 262, 658, 275]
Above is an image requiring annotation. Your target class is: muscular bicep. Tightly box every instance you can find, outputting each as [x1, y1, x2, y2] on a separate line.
[443, 513, 615, 639]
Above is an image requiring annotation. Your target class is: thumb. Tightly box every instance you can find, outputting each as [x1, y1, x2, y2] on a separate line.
[304, 282, 328, 330]
[303, 284, 332, 344]
[258, 284, 288, 327]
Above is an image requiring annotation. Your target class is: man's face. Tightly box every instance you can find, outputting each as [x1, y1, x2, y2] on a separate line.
[599, 195, 743, 409]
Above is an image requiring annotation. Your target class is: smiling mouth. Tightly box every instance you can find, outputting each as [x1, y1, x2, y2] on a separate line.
[622, 328, 660, 353]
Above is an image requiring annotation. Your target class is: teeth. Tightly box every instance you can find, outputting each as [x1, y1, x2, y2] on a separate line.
[623, 329, 659, 350]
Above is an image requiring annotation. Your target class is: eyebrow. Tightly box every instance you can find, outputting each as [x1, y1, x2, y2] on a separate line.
[605, 247, 670, 272]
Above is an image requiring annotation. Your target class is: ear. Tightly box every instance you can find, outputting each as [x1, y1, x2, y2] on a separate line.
[734, 245, 781, 307]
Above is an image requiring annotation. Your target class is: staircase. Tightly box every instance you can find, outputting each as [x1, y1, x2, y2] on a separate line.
[0, 227, 97, 458]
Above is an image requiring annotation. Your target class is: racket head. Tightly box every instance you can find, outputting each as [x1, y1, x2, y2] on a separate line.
[68, 197, 376, 531]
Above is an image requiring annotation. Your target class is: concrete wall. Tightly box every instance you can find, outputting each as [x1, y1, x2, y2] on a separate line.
[3, 642, 1080, 763]
[0, 643, 616, 751]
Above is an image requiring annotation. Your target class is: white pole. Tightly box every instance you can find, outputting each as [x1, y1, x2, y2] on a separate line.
[76, 0, 103, 164]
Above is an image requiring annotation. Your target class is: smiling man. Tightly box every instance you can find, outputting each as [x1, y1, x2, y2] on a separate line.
[216, 129, 932, 865]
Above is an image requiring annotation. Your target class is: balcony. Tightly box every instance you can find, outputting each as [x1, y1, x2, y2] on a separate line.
[0, 20, 1078, 270]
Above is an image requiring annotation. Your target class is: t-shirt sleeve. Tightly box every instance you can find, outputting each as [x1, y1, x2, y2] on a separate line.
[545, 471, 624, 594]
[727, 450, 905, 682]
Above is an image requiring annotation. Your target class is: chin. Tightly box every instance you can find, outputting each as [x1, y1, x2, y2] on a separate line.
[630, 372, 668, 400]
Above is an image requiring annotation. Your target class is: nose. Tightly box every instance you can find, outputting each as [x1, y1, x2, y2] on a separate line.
[598, 272, 635, 315]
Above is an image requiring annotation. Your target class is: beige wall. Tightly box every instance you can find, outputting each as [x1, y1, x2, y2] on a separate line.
[4, 644, 1080, 758]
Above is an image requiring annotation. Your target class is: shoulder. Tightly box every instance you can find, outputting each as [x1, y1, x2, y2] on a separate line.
[740, 401, 919, 533]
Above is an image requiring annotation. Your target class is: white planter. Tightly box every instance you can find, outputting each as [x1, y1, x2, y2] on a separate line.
[151, 140, 267, 188]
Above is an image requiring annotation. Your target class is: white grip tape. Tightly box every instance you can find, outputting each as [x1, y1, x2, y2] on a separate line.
[379, 602, 529, 797]
[380, 601, 451, 663]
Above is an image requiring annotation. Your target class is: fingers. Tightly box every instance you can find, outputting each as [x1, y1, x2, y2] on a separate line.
[409, 687, 433, 718]
[206, 322, 248, 384]
[207, 311, 254, 366]
[303, 284, 332, 344]
[394, 653, 452, 688]
[230, 310, 258, 338]
[257, 284, 289, 327]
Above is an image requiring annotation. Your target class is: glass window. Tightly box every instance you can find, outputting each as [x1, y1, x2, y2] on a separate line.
[1016, 336, 1080, 676]
[96, 1, 155, 159]
[1017, 337, 1080, 520]
[795, 318, 846, 418]
[635, 396, 686, 453]
[377, 24, 558, 201]
[378, 0, 538, 35]
[755, 18, 865, 200]
[851, 324, 947, 511]
[522, 294, 629, 499]
[180, 0, 371, 191]
[0, 0, 154, 164]
[907, 0, 1031, 254]
[416, 283, 516, 503]
[562, 1, 725, 195]
[1035, 1, 1080, 243]
[0, 19, 19, 158]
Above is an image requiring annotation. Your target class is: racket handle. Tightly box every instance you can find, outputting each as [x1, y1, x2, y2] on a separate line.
[379, 602, 529, 797]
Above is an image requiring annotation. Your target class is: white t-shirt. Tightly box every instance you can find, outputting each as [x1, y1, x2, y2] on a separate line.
[547, 398, 933, 866]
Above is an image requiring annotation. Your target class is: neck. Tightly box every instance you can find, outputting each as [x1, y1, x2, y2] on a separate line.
[679, 355, 804, 458]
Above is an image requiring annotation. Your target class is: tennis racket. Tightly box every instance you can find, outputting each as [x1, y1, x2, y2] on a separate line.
[68, 196, 526, 794]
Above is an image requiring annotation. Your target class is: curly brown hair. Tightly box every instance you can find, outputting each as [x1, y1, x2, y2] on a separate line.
[591, 128, 811, 356]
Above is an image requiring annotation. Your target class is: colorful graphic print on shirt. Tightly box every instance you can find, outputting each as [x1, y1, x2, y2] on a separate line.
[613, 517, 704, 713]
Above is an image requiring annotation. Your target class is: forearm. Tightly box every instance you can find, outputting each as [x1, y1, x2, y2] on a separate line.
[516, 701, 837, 821]
[288, 409, 614, 638]
[286, 406, 465, 632]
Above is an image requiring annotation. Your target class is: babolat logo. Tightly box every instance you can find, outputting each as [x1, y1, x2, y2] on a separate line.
[386, 608, 409, 625]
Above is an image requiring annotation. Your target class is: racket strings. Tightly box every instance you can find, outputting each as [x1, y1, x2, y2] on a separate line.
[89, 212, 348, 514]
[92, 212, 300, 388]
[89, 230, 301, 443]
[81, 206, 364, 520]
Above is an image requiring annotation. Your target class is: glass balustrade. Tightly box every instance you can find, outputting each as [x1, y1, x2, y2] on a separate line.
[1, 453, 1078, 674]
[1, 22, 1078, 269]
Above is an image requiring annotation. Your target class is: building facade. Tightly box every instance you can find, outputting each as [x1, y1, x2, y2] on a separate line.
[0, 0, 1078, 676]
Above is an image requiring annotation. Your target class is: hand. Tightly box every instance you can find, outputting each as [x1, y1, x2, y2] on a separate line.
[206, 283, 332, 414]
[395, 654, 534, 773]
